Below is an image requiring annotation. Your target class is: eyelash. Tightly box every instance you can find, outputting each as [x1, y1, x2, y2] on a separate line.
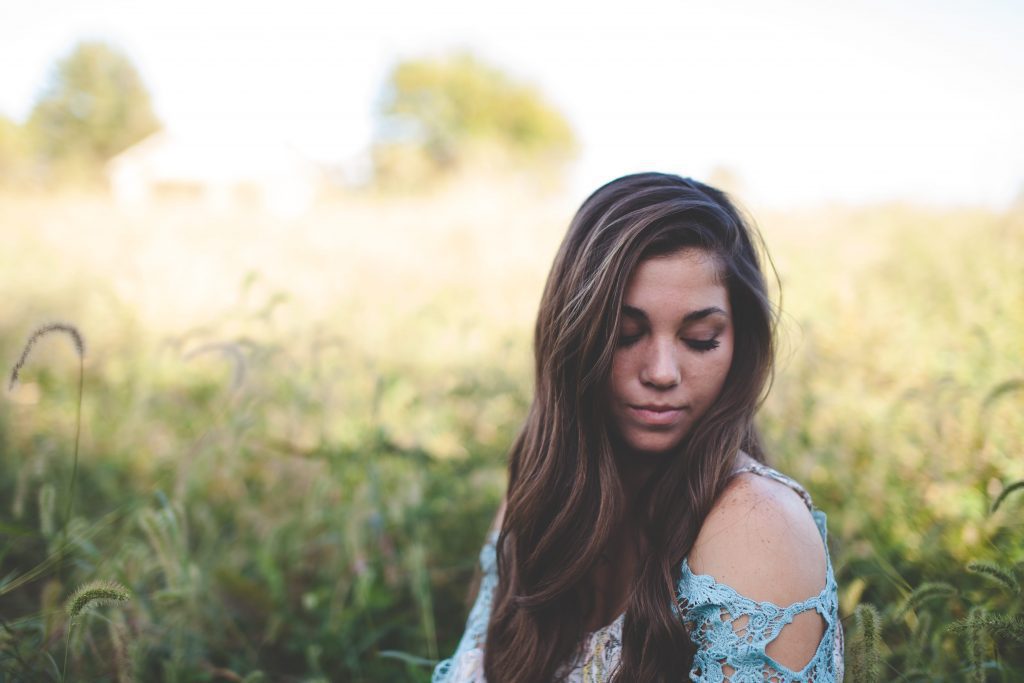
[617, 334, 721, 353]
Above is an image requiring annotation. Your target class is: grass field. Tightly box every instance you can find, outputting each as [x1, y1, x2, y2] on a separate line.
[1, 185, 1022, 681]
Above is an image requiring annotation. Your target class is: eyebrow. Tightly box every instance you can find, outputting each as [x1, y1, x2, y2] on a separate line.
[621, 304, 729, 324]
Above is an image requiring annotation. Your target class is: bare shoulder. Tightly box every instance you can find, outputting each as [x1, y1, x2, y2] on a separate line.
[489, 496, 507, 535]
[687, 468, 830, 670]
[689, 469, 827, 606]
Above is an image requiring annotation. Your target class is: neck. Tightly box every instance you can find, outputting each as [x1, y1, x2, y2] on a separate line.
[616, 458, 659, 503]
[611, 437, 670, 506]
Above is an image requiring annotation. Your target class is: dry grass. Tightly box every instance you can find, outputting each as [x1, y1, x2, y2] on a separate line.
[2, 183, 1022, 680]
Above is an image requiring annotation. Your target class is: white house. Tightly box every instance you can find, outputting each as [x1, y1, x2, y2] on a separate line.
[106, 129, 322, 216]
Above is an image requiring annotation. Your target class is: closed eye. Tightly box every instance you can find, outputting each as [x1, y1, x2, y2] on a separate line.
[686, 338, 721, 352]
[617, 333, 643, 347]
[616, 333, 721, 352]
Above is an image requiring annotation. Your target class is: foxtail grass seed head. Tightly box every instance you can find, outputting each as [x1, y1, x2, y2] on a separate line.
[66, 580, 130, 619]
[948, 611, 1024, 642]
[897, 581, 957, 619]
[966, 607, 988, 683]
[855, 603, 880, 647]
[990, 615, 1024, 642]
[990, 480, 1024, 514]
[849, 603, 881, 683]
[966, 560, 1020, 595]
[9, 322, 85, 391]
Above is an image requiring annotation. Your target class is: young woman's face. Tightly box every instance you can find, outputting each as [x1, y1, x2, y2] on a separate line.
[607, 248, 734, 455]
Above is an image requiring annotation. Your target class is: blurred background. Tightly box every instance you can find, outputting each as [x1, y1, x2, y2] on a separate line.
[1, 0, 1022, 680]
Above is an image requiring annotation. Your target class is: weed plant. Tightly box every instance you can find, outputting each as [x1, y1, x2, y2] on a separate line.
[0, 196, 1021, 680]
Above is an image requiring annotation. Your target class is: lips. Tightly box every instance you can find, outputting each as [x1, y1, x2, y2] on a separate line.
[629, 404, 685, 426]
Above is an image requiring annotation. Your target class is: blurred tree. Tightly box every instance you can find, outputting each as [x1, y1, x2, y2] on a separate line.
[372, 51, 576, 190]
[0, 114, 35, 187]
[27, 41, 160, 183]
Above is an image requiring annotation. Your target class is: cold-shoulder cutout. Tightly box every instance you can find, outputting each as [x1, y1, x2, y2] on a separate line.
[690, 469, 827, 609]
[677, 462, 844, 681]
[433, 463, 844, 682]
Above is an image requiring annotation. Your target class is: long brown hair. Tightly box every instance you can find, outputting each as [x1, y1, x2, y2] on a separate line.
[483, 172, 778, 681]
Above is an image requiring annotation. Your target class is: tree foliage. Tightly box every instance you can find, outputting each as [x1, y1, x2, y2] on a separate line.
[27, 41, 160, 176]
[373, 52, 576, 188]
[0, 114, 34, 185]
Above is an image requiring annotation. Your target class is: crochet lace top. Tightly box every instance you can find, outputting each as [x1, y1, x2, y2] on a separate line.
[432, 462, 845, 682]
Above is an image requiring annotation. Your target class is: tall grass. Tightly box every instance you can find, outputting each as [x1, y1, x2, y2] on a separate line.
[0, 191, 1021, 680]
[8, 323, 85, 578]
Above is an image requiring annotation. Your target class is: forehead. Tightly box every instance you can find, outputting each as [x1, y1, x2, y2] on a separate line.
[622, 249, 729, 314]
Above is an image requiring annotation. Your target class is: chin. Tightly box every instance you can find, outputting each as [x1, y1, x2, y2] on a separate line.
[623, 432, 685, 456]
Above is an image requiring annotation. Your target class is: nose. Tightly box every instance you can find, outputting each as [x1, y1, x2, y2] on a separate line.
[639, 336, 681, 389]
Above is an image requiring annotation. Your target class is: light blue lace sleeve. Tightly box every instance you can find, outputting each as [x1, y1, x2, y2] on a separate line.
[676, 503, 845, 682]
[432, 530, 499, 683]
[433, 465, 845, 682]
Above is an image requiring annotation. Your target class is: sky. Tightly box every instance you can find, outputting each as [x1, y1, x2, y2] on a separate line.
[2, 0, 1022, 208]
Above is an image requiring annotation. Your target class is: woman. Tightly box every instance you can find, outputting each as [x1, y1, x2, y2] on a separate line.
[433, 172, 844, 681]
